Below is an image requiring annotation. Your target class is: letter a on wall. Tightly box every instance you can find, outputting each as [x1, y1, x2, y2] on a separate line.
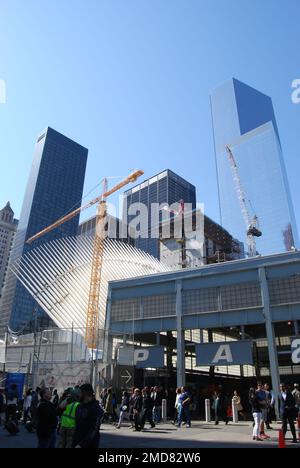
[291, 338, 300, 364]
[195, 341, 253, 366]
[212, 345, 233, 364]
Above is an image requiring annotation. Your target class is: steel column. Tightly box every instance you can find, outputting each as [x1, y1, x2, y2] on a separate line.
[176, 280, 185, 388]
[259, 267, 280, 419]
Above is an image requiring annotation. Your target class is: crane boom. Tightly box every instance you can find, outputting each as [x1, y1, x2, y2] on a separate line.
[26, 170, 144, 245]
[225, 146, 252, 228]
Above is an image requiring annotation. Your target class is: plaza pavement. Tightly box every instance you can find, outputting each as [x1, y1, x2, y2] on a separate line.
[0, 420, 299, 449]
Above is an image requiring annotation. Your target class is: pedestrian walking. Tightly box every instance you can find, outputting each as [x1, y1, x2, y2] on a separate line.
[177, 386, 191, 428]
[249, 387, 263, 441]
[132, 388, 143, 431]
[279, 382, 298, 443]
[255, 382, 269, 438]
[112, 392, 118, 422]
[116, 390, 130, 429]
[105, 387, 116, 422]
[129, 387, 136, 428]
[213, 386, 229, 425]
[36, 388, 58, 448]
[5, 383, 18, 425]
[173, 387, 181, 424]
[72, 384, 104, 448]
[263, 383, 274, 429]
[140, 388, 155, 429]
[23, 389, 32, 423]
[292, 383, 300, 415]
[232, 390, 245, 421]
[30, 387, 40, 428]
[152, 386, 163, 424]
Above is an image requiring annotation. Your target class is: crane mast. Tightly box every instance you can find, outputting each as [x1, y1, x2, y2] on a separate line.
[225, 146, 262, 258]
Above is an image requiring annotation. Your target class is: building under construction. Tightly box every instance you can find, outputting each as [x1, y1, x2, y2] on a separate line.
[159, 209, 243, 269]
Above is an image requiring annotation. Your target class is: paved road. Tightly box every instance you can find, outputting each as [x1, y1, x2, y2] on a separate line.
[0, 421, 299, 449]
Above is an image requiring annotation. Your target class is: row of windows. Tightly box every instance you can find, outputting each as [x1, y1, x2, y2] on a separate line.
[183, 282, 262, 314]
[110, 277, 300, 321]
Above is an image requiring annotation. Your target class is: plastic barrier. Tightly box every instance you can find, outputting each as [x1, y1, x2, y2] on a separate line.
[278, 429, 286, 448]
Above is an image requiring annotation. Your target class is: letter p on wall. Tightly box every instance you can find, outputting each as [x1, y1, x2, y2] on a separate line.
[134, 348, 150, 364]
[0, 80, 6, 104]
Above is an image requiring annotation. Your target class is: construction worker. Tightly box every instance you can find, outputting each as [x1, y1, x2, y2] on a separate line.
[57, 389, 80, 448]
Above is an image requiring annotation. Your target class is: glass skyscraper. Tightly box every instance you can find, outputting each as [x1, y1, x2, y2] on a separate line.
[123, 169, 196, 258]
[0, 127, 88, 333]
[211, 78, 299, 256]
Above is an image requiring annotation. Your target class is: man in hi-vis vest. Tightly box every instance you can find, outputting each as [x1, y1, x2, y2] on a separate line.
[58, 389, 80, 448]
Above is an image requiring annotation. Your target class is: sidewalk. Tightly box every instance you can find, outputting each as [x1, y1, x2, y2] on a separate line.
[100, 420, 299, 449]
[0, 420, 299, 449]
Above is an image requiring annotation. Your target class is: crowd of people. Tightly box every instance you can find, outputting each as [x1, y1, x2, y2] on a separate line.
[0, 383, 103, 448]
[209, 381, 300, 443]
[0, 380, 299, 447]
[99, 385, 193, 430]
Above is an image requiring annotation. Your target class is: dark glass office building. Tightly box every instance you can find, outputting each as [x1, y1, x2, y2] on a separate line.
[123, 169, 196, 258]
[211, 78, 299, 256]
[1, 127, 88, 333]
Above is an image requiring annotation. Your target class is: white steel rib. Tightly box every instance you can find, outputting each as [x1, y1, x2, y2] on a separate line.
[11, 236, 170, 334]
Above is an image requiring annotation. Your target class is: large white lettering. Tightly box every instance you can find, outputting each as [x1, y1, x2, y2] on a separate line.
[212, 344, 233, 364]
[291, 338, 300, 364]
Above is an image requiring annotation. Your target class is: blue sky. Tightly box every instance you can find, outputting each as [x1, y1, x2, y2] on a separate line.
[0, 0, 299, 232]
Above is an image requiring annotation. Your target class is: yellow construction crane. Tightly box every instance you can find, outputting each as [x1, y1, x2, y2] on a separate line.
[26, 169, 144, 348]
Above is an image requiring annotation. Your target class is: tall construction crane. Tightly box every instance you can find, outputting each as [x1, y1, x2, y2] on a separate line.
[225, 145, 262, 258]
[26, 169, 144, 348]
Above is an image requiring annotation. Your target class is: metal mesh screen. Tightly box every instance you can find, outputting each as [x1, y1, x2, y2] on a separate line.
[110, 298, 140, 322]
[182, 288, 218, 315]
[268, 276, 300, 305]
[220, 282, 261, 310]
[143, 294, 176, 318]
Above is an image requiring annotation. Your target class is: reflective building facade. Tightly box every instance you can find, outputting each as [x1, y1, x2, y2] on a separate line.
[123, 170, 196, 258]
[211, 78, 299, 256]
[0, 127, 88, 333]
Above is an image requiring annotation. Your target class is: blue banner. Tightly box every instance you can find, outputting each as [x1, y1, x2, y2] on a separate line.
[5, 373, 26, 400]
[195, 341, 253, 366]
[118, 346, 165, 368]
